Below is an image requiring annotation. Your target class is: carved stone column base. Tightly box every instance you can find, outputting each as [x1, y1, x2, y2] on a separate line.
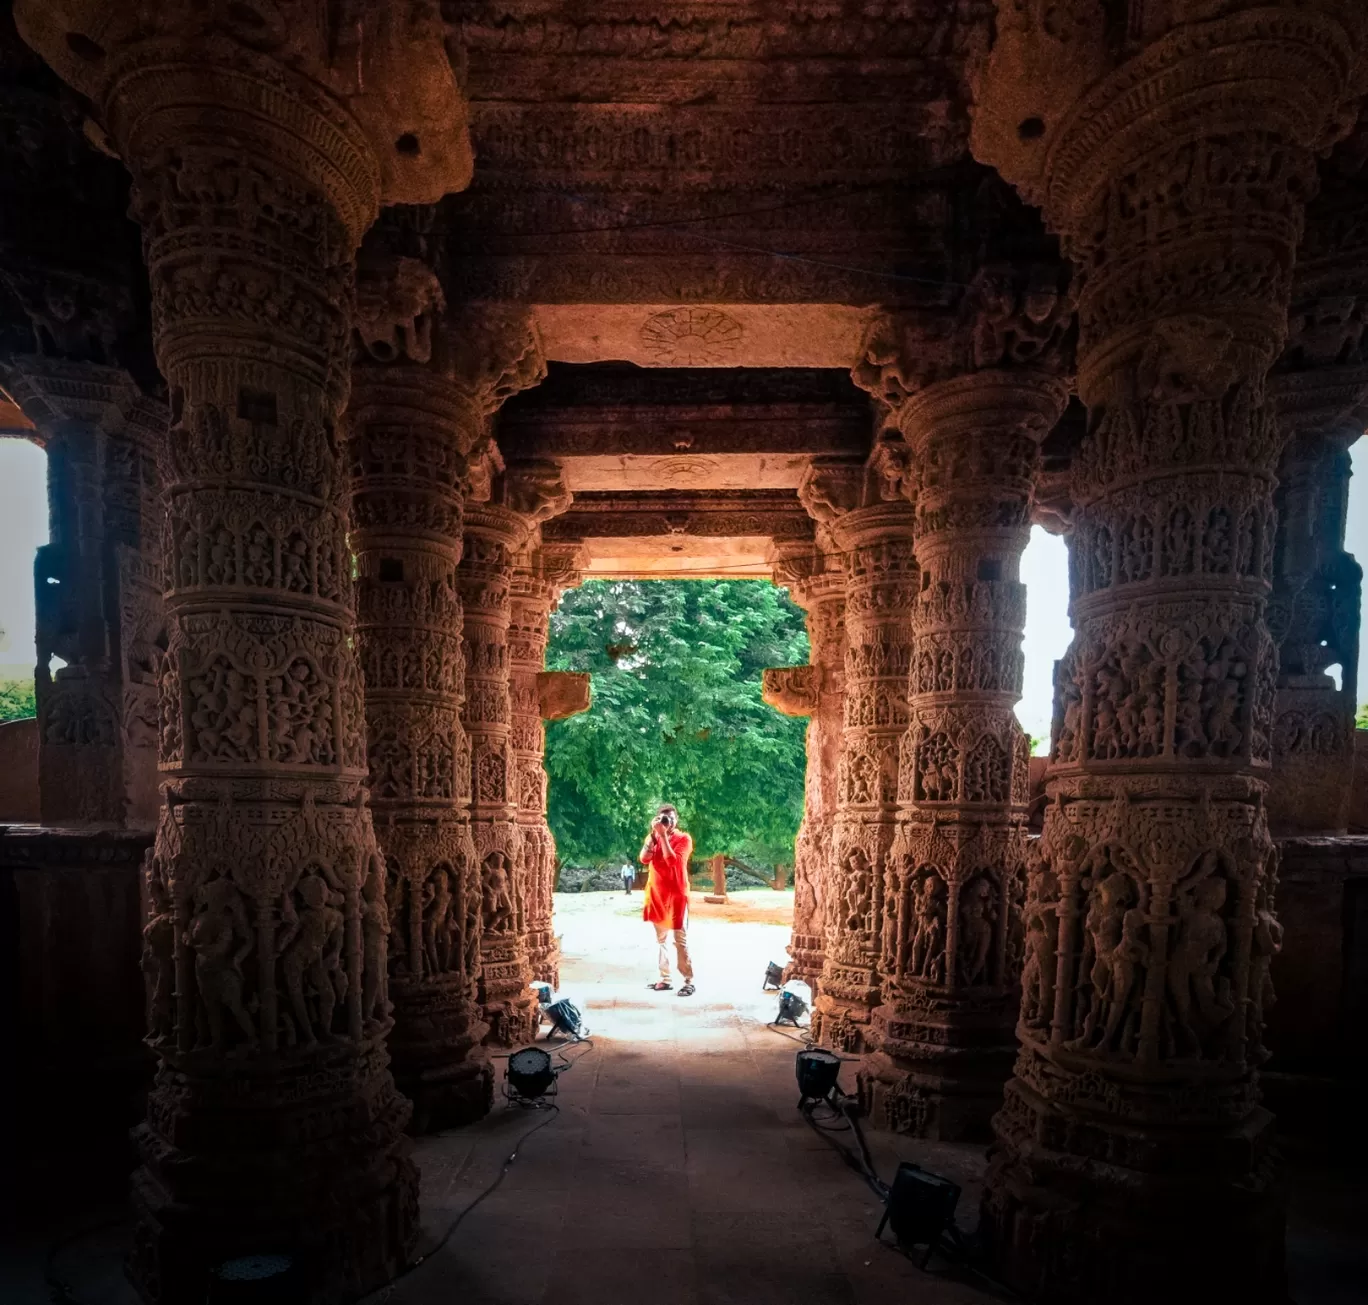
[813, 958, 881, 1054]
[389, 974, 493, 1133]
[860, 997, 1020, 1140]
[980, 1050, 1284, 1305]
[527, 929, 561, 989]
[479, 928, 540, 1048]
[128, 1041, 417, 1304]
[784, 933, 825, 989]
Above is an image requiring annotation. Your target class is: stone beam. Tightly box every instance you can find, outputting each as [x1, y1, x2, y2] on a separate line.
[543, 490, 814, 540]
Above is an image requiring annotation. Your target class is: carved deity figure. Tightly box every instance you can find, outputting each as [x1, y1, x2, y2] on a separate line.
[958, 876, 997, 986]
[1069, 869, 1148, 1054]
[1167, 860, 1234, 1056]
[881, 859, 902, 968]
[423, 865, 454, 976]
[360, 855, 389, 1024]
[1019, 865, 1059, 1031]
[483, 851, 516, 935]
[842, 846, 872, 933]
[1247, 873, 1284, 1062]
[279, 873, 346, 1046]
[185, 877, 256, 1051]
[459, 858, 482, 979]
[908, 871, 947, 982]
[142, 868, 176, 1044]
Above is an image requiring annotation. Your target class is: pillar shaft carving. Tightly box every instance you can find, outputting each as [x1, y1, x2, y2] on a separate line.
[864, 369, 1068, 1141]
[1267, 118, 1368, 834]
[972, 7, 1367, 1299]
[459, 457, 564, 1046]
[769, 543, 847, 991]
[11, 5, 474, 1297]
[349, 254, 492, 1131]
[1, 359, 166, 827]
[460, 502, 533, 1047]
[510, 542, 584, 990]
[801, 460, 919, 1053]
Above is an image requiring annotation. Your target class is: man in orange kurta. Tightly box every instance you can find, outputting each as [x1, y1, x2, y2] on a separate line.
[639, 803, 695, 995]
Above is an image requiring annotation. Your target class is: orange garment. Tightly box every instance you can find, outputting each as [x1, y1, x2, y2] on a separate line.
[640, 828, 693, 930]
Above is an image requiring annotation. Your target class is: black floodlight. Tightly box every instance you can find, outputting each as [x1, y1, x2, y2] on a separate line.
[775, 989, 808, 1026]
[763, 961, 785, 990]
[544, 997, 586, 1039]
[531, 982, 553, 1006]
[506, 1046, 556, 1103]
[207, 1253, 303, 1302]
[876, 1161, 962, 1268]
[795, 1047, 842, 1104]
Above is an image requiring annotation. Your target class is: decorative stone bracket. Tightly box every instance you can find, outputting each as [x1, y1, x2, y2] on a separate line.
[538, 670, 591, 721]
[762, 665, 821, 717]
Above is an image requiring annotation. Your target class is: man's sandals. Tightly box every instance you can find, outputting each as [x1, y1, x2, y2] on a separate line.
[646, 981, 696, 996]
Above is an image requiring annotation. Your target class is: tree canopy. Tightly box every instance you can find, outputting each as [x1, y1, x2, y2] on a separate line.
[544, 579, 810, 868]
[0, 678, 35, 724]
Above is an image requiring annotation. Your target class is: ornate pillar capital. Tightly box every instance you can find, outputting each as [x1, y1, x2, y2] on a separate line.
[852, 263, 1075, 417]
[14, 1, 472, 220]
[973, 4, 1366, 401]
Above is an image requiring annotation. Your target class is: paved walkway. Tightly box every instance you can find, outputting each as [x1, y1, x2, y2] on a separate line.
[367, 890, 998, 1305]
[6, 889, 1360, 1304]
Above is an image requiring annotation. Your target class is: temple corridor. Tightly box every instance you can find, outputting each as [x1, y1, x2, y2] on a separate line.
[9, 889, 1364, 1305]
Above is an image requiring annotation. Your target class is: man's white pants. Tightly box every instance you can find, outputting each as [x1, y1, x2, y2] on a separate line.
[654, 922, 693, 981]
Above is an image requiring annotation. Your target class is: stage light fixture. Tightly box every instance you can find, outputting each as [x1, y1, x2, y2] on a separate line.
[206, 1252, 303, 1302]
[795, 1047, 842, 1104]
[775, 989, 808, 1025]
[544, 997, 586, 1039]
[876, 1161, 962, 1268]
[763, 961, 785, 990]
[506, 1046, 556, 1103]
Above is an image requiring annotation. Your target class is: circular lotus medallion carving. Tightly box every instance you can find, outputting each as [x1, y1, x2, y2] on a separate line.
[639, 308, 743, 365]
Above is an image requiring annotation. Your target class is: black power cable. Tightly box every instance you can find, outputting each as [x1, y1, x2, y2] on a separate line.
[795, 1063, 1025, 1301]
[374, 1105, 563, 1303]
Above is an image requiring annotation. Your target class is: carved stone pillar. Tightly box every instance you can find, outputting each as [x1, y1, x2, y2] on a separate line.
[847, 284, 1072, 1140]
[766, 542, 847, 990]
[349, 254, 492, 1132]
[0, 359, 165, 827]
[12, 4, 472, 1298]
[510, 541, 585, 990]
[1267, 119, 1368, 834]
[801, 459, 918, 1053]
[971, 6, 1367, 1299]
[460, 461, 567, 1046]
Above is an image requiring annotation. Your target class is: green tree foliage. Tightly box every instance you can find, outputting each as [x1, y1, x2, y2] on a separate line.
[544, 580, 810, 868]
[0, 678, 36, 723]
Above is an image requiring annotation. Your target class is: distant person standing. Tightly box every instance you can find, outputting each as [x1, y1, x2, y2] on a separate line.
[639, 803, 695, 996]
[620, 862, 635, 895]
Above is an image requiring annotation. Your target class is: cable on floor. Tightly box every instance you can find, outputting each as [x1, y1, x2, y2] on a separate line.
[375, 1106, 562, 1303]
